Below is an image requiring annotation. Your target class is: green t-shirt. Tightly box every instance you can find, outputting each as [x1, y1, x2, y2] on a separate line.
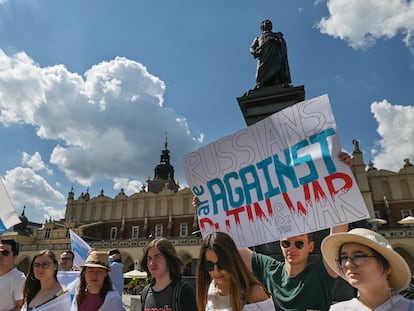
[252, 252, 337, 311]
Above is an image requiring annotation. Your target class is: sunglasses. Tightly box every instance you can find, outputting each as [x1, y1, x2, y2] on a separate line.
[203, 260, 225, 272]
[0, 249, 10, 256]
[60, 257, 73, 262]
[281, 240, 305, 249]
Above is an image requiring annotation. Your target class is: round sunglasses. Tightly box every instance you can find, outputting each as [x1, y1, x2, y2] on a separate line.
[281, 240, 305, 249]
[0, 249, 10, 256]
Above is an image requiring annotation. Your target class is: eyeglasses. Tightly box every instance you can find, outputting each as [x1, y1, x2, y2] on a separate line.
[281, 240, 305, 249]
[203, 260, 225, 272]
[336, 254, 377, 268]
[33, 261, 54, 269]
[0, 249, 10, 256]
[60, 257, 73, 262]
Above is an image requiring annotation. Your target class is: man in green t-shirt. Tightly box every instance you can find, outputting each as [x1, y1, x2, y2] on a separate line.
[240, 226, 347, 311]
[192, 152, 353, 310]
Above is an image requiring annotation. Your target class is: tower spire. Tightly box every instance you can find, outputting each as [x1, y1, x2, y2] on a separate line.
[164, 131, 168, 149]
[147, 136, 179, 193]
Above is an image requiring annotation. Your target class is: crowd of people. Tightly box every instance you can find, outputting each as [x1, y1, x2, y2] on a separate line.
[0, 242, 125, 311]
[1, 222, 413, 310]
[2, 223, 413, 311]
[191, 224, 413, 310]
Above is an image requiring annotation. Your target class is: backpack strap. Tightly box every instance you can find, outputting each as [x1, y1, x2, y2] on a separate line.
[140, 284, 151, 311]
[172, 280, 185, 311]
[142, 280, 185, 311]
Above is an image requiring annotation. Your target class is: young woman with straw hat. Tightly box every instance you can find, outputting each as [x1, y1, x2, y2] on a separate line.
[321, 228, 413, 310]
[70, 251, 124, 311]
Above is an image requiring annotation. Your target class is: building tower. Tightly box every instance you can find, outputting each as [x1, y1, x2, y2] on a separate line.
[147, 135, 179, 193]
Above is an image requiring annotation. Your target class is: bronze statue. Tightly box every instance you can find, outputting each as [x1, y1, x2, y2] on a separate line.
[250, 20, 291, 90]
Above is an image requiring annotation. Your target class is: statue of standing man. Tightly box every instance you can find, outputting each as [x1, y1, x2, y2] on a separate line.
[250, 20, 291, 90]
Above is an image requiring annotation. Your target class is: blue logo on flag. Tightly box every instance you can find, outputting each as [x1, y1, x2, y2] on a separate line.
[0, 219, 7, 234]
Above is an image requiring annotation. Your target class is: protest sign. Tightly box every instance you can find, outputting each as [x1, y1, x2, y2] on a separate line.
[183, 94, 370, 247]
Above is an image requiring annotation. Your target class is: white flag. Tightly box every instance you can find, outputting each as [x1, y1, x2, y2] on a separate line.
[0, 177, 21, 234]
[69, 229, 91, 268]
[57, 270, 80, 297]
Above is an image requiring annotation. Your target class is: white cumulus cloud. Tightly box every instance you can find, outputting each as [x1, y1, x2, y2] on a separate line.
[0, 49, 203, 190]
[22, 151, 52, 174]
[113, 177, 143, 195]
[317, 0, 414, 50]
[0, 48, 205, 222]
[370, 99, 414, 170]
[3, 167, 66, 222]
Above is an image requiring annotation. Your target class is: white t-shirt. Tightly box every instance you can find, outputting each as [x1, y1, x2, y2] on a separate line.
[205, 281, 276, 311]
[206, 281, 232, 311]
[0, 268, 26, 311]
[330, 295, 414, 311]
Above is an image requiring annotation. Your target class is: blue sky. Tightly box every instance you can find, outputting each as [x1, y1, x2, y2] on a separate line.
[1, 0, 414, 223]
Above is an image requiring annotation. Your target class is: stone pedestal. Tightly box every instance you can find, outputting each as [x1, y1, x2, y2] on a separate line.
[237, 85, 305, 126]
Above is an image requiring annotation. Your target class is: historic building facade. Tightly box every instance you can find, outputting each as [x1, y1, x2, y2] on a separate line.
[351, 141, 414, 273]
[4, 139, 201, 275]
[2, 139, 414, 279]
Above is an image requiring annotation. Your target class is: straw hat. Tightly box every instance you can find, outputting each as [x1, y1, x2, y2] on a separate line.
[321, 228, 411, 293]
[80, 251, 111, 271]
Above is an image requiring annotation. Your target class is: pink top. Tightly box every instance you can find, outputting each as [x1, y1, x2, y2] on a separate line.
[78, 292, 104, 311]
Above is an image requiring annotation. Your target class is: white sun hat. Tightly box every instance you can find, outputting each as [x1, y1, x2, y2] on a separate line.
[321, 228, 411, 293]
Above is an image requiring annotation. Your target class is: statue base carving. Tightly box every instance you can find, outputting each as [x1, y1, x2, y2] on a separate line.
[237, 85, 305, 126]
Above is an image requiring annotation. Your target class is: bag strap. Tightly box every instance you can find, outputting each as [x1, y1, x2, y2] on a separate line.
[140, 284, 151, 311]
[172, 280, 184, 310]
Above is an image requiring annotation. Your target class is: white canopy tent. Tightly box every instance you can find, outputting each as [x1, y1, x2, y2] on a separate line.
[368, 217, 387, 225]
[397, 216, 414, 225]
[123, 269, 148, 279]
[397, 216, 414, 228]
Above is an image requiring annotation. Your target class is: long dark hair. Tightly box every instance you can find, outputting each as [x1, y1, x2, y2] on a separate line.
[196, 232, 269, 311]
[23, 249, 59, 304]
[76, 268, 113, 304]
[141, 238, 183, 283]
